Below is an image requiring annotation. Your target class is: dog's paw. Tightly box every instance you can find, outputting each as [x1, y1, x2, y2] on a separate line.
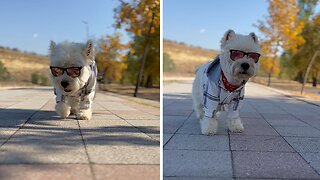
[55, 102, 71, 118]
[76, 109, 92, 120]
[228, 118, 244, 133]
[200, 117, 218, 136]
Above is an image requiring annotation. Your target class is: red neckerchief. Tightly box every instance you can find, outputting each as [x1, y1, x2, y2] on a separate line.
[221, 71, 240, 92]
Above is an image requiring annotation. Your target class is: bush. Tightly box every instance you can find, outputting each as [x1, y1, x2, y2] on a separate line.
[31, 72, 50, 85]
[0, 61, 10, 81]
[163, 53, 175, 72]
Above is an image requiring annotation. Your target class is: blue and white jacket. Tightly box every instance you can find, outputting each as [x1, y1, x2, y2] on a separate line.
[202, 56, 245, 118]
[54, 62, 97, 110]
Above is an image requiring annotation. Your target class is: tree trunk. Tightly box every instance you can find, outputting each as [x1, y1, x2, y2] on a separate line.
[267, 66, 273, 86]
[145, 75, 153, 88]
[296, 71, 304, 83]
[133, 12, 155, 97]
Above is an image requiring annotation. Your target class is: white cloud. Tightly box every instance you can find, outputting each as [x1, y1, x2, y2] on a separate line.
[200, 29, 206, 33]
[33, 33, 38, 38]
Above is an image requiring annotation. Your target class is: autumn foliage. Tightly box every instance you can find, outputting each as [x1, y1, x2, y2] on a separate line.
[256, 0, 305, 81]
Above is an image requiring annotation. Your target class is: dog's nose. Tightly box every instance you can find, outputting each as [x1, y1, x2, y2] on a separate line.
[61, 81, 69, 88]
[241, 63, 250, 71]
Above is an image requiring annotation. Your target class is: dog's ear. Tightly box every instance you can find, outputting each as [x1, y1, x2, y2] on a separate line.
[249, 32, 259, 44]
[84, 40, 95, 60]
[49, 41, 56, 52]
[221, 29, 235, 48]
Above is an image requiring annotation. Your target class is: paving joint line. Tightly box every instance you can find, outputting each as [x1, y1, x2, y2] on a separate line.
[248, 96, 320, 177]
[77, 119, 96, 180]
[163, 109, 193, 147]
[0, 99, 51, 148]
[96, 102, 160, 142]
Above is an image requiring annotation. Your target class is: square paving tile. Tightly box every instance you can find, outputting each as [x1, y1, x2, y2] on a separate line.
[0, 164, 92, 180]
[86, 141, 159, 164]
[93, 165, 159, 180]
[300, 152, 320, 175]
[274, 126, 320, 137]
[0, 139, 88, 164]
[233, 151, 319, 179]
[284, 137, 320, 152]
[241, 117, 269, 126]
[176, 118, 229, 135]
[266, 119, 309, 127]
[164, 150, 232, 177]
[230, 135, 294, 152]
[0, 127, 18, 144]
[260, 113, 297, 120]
[165, 134, 229, 151]
[230, 124, 279, 136]
[239, 112, 263, 119]
[163, 116, 187, 134]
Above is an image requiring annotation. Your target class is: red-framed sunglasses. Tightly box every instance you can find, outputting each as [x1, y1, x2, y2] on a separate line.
[50, 66, 82, 78]
[229, 50, 260, 63]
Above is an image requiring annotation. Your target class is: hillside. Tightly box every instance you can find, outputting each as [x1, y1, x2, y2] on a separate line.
[164, 39, 219, 76]
[0, 47, 49, 85]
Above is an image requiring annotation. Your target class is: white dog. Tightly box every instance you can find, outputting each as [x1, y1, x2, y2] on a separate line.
[192, 29, 260, 135]
[49, 40, 97, 120]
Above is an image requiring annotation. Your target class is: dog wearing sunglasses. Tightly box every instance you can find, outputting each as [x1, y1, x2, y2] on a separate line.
[49, 40, 97, 120]
[192, 29, 260, 135]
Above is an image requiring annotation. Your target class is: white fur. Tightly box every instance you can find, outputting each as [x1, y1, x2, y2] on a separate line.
[50, 40, 96, 120]
[192, 29, 260, 135]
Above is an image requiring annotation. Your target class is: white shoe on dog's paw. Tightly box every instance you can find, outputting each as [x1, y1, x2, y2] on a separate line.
[228, 118, 244, 133]
[76, 109, 92, 120]
[55, 102, 71, 119]
[200, 117, 218, 136]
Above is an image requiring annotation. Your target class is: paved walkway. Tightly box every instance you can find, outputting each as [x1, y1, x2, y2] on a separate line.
[0, 87, 159, 180]
[164, 80, 320, 179]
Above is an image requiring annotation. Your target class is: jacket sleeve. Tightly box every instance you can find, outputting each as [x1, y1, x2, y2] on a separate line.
[203, 80, 220, 118]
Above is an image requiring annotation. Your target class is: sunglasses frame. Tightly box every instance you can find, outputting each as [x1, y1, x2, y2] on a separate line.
[50, 66, 83, 78]
[229, 49, 260, 63]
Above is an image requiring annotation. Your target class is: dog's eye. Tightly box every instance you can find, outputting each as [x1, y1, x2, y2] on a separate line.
[51, 67, 63, 76]
[66, 67, 81, 78]
[230, 50, 244, 60]
[248, 53, 260, 63]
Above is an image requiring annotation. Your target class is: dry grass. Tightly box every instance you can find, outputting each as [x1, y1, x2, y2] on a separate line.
[164, 40, 219, 75]
[0, 48, 49, 84]
[99, 83, 160, 102]
[252, 77, 320, 100]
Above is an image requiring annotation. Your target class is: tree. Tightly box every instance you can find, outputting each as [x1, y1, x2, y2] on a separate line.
[114, 0, 160, 95]
[95, 33, 128, 83]
[255, 0, 305, 86]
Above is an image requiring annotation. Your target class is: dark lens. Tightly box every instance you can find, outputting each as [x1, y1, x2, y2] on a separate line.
[51, 67, 63, 76]
[230, 50, 244, 61]
[67, 67, 81, 77]
[248, 53, 260, 63]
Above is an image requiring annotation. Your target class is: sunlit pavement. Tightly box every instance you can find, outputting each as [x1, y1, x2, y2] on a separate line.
[0, 87, 159, 180]
[164, 80, 320, 179]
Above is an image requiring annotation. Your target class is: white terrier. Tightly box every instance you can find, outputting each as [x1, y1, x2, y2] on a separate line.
[49, 40, 97, 120]
[192, 29, 260, 135]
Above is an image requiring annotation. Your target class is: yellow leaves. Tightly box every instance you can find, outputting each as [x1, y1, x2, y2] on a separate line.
[314, 14, 320, 25]
[136, 29, 142, 36]
[114, 0, 160, 36]
[256, 0, 306, 76]
[130, 49, 135, 54]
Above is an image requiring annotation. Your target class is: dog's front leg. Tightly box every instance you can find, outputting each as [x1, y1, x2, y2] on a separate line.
[55, 102, 71, 119]
[200, 116, 218, 136]
[76, 92, 95, 120]
[227, 110, 244, 133]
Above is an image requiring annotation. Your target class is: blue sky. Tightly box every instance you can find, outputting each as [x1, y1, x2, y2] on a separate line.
[164, 0, 270, 50]
[0, 0, 128, 55]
